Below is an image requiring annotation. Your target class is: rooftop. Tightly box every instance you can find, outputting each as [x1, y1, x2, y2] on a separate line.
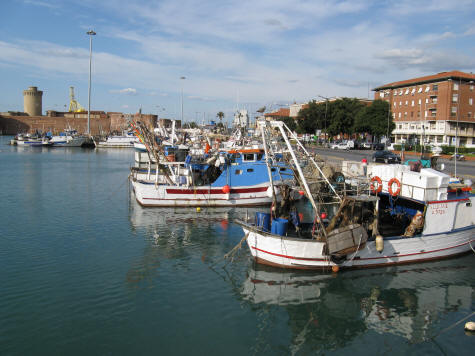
[373, 70, 475, 91]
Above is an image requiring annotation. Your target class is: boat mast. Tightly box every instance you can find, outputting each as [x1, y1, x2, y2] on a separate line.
[259, 120, 277, 206]
[272, 121, 328, 238]
[279, 123, 342, 202]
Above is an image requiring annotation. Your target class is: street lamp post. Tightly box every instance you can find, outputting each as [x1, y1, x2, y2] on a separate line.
[86, 30, 96, 135]
[180, 76, 186, 126]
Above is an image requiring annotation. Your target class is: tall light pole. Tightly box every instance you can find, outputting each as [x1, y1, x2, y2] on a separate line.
[86, 30, 96, 135]
[180, 76, 186, 125]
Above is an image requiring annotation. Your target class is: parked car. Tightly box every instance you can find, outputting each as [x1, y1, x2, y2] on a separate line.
[449, 154, 465, 161]
[361, 142, 372, 149]
[331, 142, 350, 150]
[372, 150, 401, 164]
[372, 143, 385, 151]
[430, 146, 443, 154]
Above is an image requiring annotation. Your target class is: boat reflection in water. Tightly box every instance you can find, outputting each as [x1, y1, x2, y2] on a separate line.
[126, 193, 262, 285]
[241, 257, 474, 348]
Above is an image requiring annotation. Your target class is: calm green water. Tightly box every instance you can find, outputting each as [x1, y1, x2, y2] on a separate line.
[1, 135, 474, 355]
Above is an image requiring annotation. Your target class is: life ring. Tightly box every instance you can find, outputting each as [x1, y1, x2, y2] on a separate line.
[388, 178, 401, 196]
[370, 176, 382, 194]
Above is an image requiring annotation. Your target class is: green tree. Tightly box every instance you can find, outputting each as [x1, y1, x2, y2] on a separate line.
[354, 99, 393, 141]
[216, 111, 224, 122]
[326, 98, 365, 136]
[280, 117, 297, 132]
[296, 100, 326, 134]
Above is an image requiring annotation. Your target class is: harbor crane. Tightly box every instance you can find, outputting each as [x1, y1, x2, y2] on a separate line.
[68, 86, 86, 112]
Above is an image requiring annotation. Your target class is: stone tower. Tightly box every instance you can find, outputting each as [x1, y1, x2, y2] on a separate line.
[23, 86, 43, 116]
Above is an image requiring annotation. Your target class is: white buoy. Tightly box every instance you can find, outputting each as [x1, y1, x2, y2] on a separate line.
[465, 321, 475, 331]
[375, 235, 384, 253]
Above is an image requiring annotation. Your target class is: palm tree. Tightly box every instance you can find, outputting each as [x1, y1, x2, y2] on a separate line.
[216, 111, 224, 122]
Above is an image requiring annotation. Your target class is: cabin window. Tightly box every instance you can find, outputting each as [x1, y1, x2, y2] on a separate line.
[235, 169, 242, 175]
[271, 168, 276, 172]
[247, 168, 254, 173]
[279, 168, 286, 172]
[243, 153, 255, 161]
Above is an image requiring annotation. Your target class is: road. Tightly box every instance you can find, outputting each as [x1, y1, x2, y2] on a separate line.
[310, 147, 475, 180]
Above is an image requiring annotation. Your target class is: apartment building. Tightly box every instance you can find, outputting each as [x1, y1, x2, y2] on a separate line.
[373, 70, 475, 147]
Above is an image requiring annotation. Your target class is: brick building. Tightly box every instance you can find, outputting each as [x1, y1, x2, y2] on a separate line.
[373, 71, 475, 147]
[0, 110, 158, 135]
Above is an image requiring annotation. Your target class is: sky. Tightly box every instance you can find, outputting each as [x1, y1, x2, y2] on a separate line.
[1, 0, 475, 124]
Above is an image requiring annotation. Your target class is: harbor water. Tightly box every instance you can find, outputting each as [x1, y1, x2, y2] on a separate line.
[1, 135, 474, 355]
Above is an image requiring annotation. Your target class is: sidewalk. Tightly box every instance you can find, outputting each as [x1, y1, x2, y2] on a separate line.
[394, 151, 475, 161]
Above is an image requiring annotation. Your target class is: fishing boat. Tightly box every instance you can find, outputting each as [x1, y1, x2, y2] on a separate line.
[236, 121, 475, 270]
[48, 130, 89, 147]
[14, 133, 52, 146]
[130, 147, 295, 207]
[95, 132, 139, 148]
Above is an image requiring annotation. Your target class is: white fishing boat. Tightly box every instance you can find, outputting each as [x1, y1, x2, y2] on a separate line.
[95, 132, 139, 148]
[49, 130, 88, 147]
[14, 134, 52, 146]
[236, 121, 475, 270]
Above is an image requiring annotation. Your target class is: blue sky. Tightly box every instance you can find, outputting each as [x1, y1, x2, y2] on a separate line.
[1, 0, 474, 123]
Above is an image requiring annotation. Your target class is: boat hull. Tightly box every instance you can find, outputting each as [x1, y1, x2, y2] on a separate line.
[131, 179, 274, 207]
[242, 223, 475, 270]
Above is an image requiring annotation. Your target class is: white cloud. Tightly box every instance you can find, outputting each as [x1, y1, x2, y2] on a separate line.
[24, 0, 59, 9]
[110, 88, 137, 95]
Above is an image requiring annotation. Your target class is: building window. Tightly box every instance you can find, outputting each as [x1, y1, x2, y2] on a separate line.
[468, 112, 472, 118]
[399, 101, 402, 106]
[470, 85, 474, 91]
[453, 82, 459, 90]
[398, 124, 402, 129]
[451, 107, 457, 116]
[393, 102, 396, 107]
[411, 111, 414, 117]
[405, 100, 408, 106]
[425, 86, 430, 92]
[426, 98, 429, 104]
[404, 89, 409, 95]
[398, 113, 401, 118]
[411, 88, 416, 95]
[418, 87, 423, 93]
[418, 99, 422, 105]
[417, 111, 420, 117]
[433, 84, 438, 91]
[452, 94, 458, 102]
[470, 98, 473, 105]
[404, 112, 407, 117]
[411, 100, 414, 106]
[379, 92, 384, 98]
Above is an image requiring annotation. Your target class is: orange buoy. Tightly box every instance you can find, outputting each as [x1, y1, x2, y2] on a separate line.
[370, 176, 383, 194]
[222, 185, 231, 194]
[388, 177, 401, 196]
[332, 265, 339, 273]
